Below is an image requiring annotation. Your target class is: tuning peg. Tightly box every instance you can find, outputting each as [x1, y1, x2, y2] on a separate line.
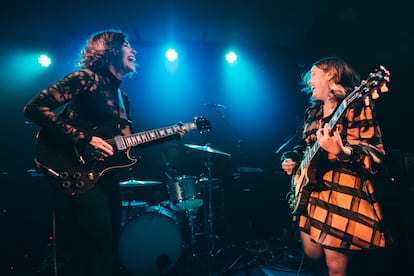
[380, 84, 389, 93]
[195, 116, 212, 133]
[371, 91, 379, 100]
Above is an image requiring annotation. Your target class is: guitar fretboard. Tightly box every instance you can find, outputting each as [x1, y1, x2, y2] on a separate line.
[111, 123, 196, 150]
[299, 80, 372, 172]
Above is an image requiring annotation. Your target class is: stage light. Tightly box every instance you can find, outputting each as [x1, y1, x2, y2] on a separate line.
[38, 54, 51, 67]
[165, 48, 178, 62]
[226, 51, 237, 64]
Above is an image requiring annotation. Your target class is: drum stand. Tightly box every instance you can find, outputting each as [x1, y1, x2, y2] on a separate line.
[183, 143, 231, 274]
[187, 209, 198, 256]
[203, 152, 221, 274]
[182, 208, 208, 275]
[182, 154, 219, 275]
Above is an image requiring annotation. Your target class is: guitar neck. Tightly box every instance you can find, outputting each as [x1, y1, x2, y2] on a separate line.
[300, 98, 351, 171]
[110, 122, 196, 150]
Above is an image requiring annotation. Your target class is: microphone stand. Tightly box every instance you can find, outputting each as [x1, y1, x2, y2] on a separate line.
[208, 105, 243, 166]
[275, 130, 300, 154]
[204, 153, 215, 273]
[205, 105, 246, 274]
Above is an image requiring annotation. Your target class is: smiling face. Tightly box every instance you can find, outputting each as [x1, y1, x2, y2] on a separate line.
[117, 41, 137, 77]
[307, 65, 333, 102]
[79, 30, 138, 79]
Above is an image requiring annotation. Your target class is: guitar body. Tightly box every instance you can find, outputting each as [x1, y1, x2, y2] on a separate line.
[36, 121, 138, 195]
[35, 116, 212, 196]
[285, 66, 390, 215]
[288, 158, 314, 215]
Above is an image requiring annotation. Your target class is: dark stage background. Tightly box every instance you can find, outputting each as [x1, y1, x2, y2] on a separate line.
[1, 13, 414, 275]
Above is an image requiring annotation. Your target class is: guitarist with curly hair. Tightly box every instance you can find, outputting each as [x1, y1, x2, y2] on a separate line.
[23, 30, 192, 276]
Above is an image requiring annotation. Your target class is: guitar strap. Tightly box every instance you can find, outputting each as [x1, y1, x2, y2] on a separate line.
[118, 88, 128, 120]
[118, 89, 133, 135]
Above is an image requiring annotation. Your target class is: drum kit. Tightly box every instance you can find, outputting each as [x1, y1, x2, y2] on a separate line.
[118, 143, 231, 276]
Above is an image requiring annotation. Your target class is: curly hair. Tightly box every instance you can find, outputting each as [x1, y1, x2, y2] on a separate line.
[78, 29, 128, 70]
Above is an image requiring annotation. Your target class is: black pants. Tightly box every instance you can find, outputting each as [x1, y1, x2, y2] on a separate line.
[52, 172, 122, 276]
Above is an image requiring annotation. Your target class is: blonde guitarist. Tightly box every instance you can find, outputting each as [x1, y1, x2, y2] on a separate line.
[280, 57, 391, 276]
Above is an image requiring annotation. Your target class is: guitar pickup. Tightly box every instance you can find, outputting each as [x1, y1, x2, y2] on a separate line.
[114, 136, 127, 150]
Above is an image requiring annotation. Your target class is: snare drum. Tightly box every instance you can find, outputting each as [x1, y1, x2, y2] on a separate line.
[121, 200, 148, 225]
[118, 206, 183, 276]
[167, 175, 204, 211]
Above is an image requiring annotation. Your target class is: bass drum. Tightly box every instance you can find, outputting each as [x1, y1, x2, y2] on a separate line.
[118, 206, 183, 276]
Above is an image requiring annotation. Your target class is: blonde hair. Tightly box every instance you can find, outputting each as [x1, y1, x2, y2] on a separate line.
[301, 56, 361, 104]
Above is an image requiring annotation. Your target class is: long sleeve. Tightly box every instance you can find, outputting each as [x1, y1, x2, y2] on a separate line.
[339, 100, 385, 175]
[23, 69, 97, 146]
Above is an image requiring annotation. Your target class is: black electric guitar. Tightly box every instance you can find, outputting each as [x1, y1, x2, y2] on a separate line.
[287, 66, 390, 215]
[35, 116, 212, 195]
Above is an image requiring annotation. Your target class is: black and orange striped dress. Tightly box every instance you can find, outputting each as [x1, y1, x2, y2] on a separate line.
[297, 100, 388, 250]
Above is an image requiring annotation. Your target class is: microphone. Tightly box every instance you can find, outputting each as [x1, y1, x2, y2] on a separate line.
[204, 103, 227, 109]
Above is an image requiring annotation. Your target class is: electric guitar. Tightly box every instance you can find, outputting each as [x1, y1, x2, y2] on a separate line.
[35, 116, 212, 195]
[287, 66, 390, 215]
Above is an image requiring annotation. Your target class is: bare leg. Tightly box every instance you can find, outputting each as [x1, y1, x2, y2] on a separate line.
[300, 232, 327, 275]
[323, 248, 348, 276]
[300, 231, 323, 259]
[300, 231, 348, 276]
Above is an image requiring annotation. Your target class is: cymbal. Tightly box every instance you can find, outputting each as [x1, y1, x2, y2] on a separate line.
[236, 167, 264, 173]
[184, 144, 231, 157]
[119, 179, 162, 187]
[199, 177, 222, 185]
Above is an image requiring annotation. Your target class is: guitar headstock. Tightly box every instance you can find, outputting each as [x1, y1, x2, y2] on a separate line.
[194, 116, 212, 134]
[359, 65, 390, 100]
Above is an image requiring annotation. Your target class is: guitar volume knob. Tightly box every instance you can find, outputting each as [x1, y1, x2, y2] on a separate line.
[75, 181, 85, 188]
[73, 172, 82, 179]
[59, 172, 69, 179]
[61, 181, 71, 189]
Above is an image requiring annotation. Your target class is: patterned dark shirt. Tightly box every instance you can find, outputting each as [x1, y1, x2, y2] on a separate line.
[23, 68, 131, 147]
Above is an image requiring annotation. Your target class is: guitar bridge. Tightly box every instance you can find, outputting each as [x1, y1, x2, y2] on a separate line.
[87, 172, 95, 180]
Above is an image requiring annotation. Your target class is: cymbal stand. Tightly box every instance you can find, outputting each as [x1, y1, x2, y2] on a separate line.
[186, 208, 198, 257]
[182, 207, 206, 275]
[121, 188, 134, 225]
[204, 152, 219, 273]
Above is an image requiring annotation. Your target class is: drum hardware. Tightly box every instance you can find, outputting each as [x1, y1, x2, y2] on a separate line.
[184, 143, 231, 273]
[186, 208, 199, 257]
[204, 153, 219, 272]
[167, 175, 204, 211]
[159, 200, 182, 213]
[236, 166, 265, 173]
[119, 179, 163, 187]
[199, 177, 222, 184]
[184, 143, 231, 157]
[199, 177, 222, 191]
[120, 178, 167, 206]
[121, 200, 148, 225]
